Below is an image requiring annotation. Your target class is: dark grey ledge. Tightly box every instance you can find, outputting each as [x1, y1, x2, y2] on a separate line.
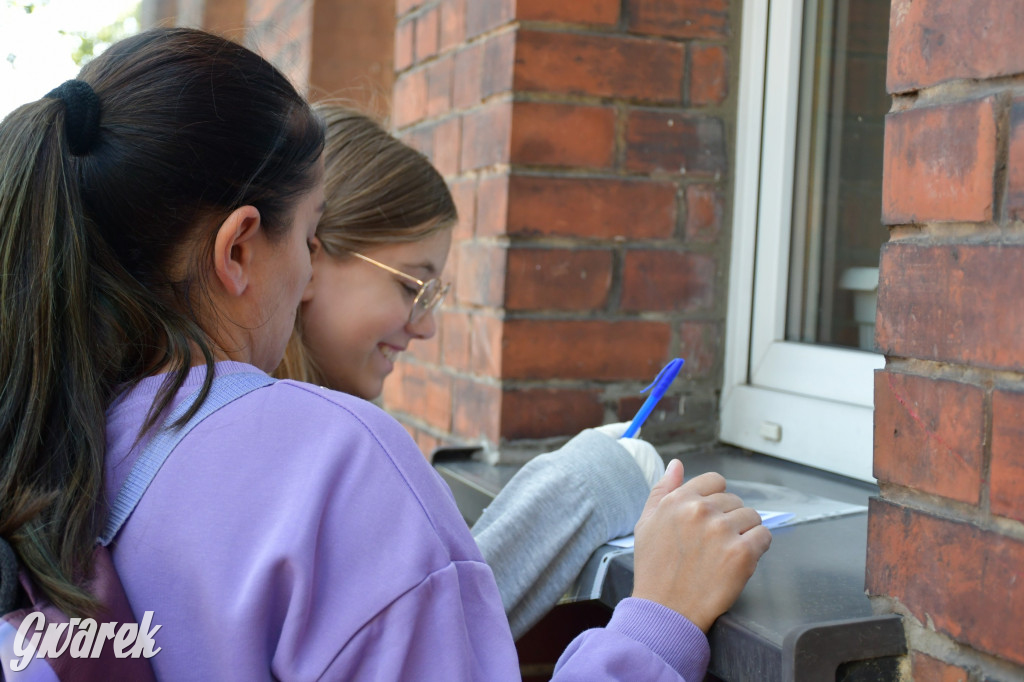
[433, 444, 906, 681]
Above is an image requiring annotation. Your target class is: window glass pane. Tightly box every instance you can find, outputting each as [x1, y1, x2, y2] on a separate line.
[787, 0, 890, 350]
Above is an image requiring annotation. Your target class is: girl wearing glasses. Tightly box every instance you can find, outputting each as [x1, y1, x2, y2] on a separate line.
[277, 105, 666, 639]
[276, 104, 772, 661]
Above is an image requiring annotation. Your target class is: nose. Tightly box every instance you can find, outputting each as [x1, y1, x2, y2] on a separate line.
[406, 308, 438, 340]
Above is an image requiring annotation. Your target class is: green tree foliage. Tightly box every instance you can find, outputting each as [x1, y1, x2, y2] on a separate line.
[64, 2, 141, 66]
[4, 0, 141, 67]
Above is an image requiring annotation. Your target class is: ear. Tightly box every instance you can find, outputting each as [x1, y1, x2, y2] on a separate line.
[213, 205, 262, 297]
[300, 236, 323, 303]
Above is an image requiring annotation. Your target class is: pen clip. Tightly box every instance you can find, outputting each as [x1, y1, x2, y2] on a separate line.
[622, 358, 684, 439]
[640, 358, 685, 394]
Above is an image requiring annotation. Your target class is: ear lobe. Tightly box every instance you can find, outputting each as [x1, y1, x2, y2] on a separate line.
[213, 205, 262, 297]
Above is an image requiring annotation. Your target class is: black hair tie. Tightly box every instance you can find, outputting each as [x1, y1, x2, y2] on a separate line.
[45, 79, 101, 156]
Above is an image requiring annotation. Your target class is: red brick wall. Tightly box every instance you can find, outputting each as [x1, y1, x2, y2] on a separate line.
[308, 0, 394, 114]
[868, 0, 1024, 678]
[386, 0, 733, 458]
[140, 0, 394, 111]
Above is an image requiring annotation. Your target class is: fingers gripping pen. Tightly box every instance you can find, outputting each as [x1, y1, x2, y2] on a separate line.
[622, 358, 685, 439]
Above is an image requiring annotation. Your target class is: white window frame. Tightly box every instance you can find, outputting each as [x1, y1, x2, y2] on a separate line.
[720, 0, 884, 482]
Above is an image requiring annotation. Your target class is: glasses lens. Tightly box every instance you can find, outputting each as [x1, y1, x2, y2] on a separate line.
[410, 279, 443, 323]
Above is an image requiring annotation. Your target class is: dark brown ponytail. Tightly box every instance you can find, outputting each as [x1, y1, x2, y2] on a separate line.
[0, 28, 324, 615]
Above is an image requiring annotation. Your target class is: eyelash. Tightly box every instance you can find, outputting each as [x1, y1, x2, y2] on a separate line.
[399, 282, 418, 298]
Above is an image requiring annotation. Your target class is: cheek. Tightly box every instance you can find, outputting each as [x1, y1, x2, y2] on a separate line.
[301, 265, 411, 356]
[295, 245, 313, 293]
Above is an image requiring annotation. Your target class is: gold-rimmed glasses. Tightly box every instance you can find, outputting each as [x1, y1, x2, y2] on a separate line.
[346, 250, 450, 324]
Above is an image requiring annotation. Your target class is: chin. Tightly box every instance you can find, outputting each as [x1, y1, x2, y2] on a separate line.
[363, 379, 385, 402]
[326, 366, 388, 401]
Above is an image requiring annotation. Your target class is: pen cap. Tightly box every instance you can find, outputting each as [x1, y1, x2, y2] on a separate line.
[622, 358, 684, 438]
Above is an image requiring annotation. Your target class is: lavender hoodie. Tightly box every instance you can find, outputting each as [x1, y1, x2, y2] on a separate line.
[103, 362, 709, 681]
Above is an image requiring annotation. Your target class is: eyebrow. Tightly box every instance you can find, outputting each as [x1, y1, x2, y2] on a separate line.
[402, 261, 438, 276]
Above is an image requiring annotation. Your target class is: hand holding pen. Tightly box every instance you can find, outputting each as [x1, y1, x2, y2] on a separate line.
[624, 357, 773, 632]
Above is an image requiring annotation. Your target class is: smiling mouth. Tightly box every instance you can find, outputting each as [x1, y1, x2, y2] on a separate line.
[379, 345, 401, 362]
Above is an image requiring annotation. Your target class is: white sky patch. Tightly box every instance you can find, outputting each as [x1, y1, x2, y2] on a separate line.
[0, 0, 139, 119]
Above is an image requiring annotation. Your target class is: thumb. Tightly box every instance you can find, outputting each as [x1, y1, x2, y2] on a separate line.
[639, 459, 684, 522]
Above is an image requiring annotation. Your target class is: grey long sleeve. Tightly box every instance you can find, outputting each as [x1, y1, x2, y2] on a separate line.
[470, 428, 651, 639]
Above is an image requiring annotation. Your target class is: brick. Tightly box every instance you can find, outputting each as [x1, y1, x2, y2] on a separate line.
[439, 0, 466, 52]
[452, 376, 502, 443]
[888, 0, 1024, 94]
[876, 243, 1024, 371]
[510, 101, 615, 168]
[442, 237, 462, 302]
[470, 312, 503, 376]
[1005, 98, 1024, 221]
[882, 99, 996, 224]
[441, 310, 471, 370]
[873, 371, 984, 505]
[678, 321, 719, 378]
[626, 109, 727, 175]
[452, 31, 517, 110]
[455, 241, 507, 307]
[516, 0, 620, 25]
[414, 5, 440, 62]
[392, 68, 428, 129]
[425, 56, 453, 117]
[689, 44, 728, 106]
[476, 173, 509, 236]
[452, 42, 483, 109]
[441, 236, 463, 304]
[514, 30, 684, 103]
[382, 361, 452, 431]
[685, 184, 723, 243]
[306, 0, 396, 107]
[617, 391, 716, 442]
[466, 0, 515, 38]
[460, 99, 512, 170]
[505, 248, 613, 311]
[431, 114, 460, 177]
[991, 389, 1024, 523]
[198, 0, 246, 35]
[616, 393, 680, 426]
[866, 499, 1024, 666]
[506, 176, 677, 240]
[448, 177, 476, 240]
[396, 0, 424, 17]
[395, 19, 415, 72]
[500, 388, 605, 440]
[912, 652, 970, 682]
[621, 250, 715, 312]
[481, 30, 516, 99]
[503, 320, 671, 380]
[625, 0, 729, 40]
[400, 124, 433, 157]
[245, 0, 313, 88]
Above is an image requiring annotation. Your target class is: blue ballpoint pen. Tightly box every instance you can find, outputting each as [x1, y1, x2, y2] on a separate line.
[622, 358, 685, 438]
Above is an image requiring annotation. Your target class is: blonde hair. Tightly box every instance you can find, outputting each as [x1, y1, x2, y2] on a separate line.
[275, 103, 457, 386]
